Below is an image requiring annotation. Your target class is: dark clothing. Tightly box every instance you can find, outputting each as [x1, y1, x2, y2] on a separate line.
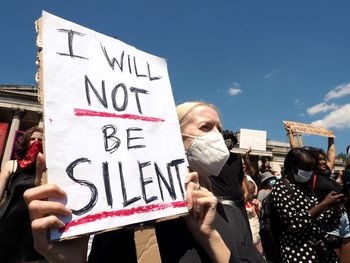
[0, 163, 44, 262]
[89, 213, 238, 263]
[312, 170, 341, 202]
[209, 152, 265, 263]
[271, 179, 340, 263]
[210, 152, 244, 202]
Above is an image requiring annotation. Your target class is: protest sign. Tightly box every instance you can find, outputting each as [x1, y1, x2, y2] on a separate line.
[39, 11, 188, 240]
[283, 121, 335, 138]
[239, 128, 267, 151]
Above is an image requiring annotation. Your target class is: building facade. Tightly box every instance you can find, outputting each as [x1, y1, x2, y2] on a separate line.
[0, 85, 43, 168]
[0, 84, 345, 172]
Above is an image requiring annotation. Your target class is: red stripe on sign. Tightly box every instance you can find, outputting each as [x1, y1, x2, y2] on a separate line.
[74, 108, 165, 122]
[60, 201, 187, 233]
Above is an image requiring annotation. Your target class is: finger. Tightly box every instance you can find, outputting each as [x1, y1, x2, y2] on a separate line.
[35, 153, 46, 184]
[28, 199, 71, 221]
[24, 184, 66, 205]
[194, 196, 217, 219]
[184, 171, 199, 185]
[186, 181, 199, 210]
[31, 214, 66, 231]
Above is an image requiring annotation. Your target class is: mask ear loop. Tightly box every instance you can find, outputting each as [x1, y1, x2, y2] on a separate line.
[181, 133, 197, 139]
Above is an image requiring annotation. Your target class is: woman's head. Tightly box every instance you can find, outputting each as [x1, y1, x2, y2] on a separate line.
[284, 148, 316, 183]
[176, 102, 222, 150]
[307, 147, 327, 172]
[176, 101, 229, 177]
[15, 126, 43, 159]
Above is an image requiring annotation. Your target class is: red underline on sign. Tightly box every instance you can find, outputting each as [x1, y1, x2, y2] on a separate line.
[74, 108, 165, 122]
[60, 201, 187, 233]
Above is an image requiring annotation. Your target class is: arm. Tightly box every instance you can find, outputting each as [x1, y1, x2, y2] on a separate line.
[242, 176, 250, 203]
[308, 191, 344, 218]
[0, 160, 16, 201]
[326, 136, 336, 170]
[184, 173, 231, 263]
[24, 184, 88, 263]
[284, 123, 298, 149]
[243, 148, 255, 176]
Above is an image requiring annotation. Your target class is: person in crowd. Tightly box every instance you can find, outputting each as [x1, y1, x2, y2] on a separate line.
[286, 124, 350, 262]
[271, 147, 344, 262]
[257, 171, 277, 202]
[24, 101, 238, 263]
[209, 129, 265, 262]
[245, 176, 263, 255]
[0, 126, 44, 263]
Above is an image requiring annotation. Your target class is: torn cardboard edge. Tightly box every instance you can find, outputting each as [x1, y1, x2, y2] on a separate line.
[36, 13, 188, 262]
[35, 16, 47, 185]
[283, 120, 335, 138]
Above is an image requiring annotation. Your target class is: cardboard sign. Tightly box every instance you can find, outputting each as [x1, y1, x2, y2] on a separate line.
[239, 128, 267, 151]
[40, 11, 188, 240]
[283, 121, 335, 138]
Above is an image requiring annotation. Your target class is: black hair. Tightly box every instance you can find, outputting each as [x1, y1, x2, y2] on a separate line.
[15, 126, 43, 159]
[346, 145, 350, 154]
[284, 148, 316, 179]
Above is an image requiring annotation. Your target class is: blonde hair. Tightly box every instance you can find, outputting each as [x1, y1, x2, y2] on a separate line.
[176, 101, 220, 129]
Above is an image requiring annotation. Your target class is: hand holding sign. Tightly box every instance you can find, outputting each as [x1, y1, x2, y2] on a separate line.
[283, 121, 335, 138]
[40, 11, 188, 240]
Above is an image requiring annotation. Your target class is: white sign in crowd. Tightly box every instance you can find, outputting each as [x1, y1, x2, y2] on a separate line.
[41, 11, 188, 240]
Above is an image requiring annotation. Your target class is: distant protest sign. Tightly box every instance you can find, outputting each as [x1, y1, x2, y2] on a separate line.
[283, 121, 335, 138]
[239, 128, 267, 151]
[39, 11, 188, 240]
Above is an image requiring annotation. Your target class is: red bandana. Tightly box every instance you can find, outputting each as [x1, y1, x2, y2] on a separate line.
[18, 140, 43, 170]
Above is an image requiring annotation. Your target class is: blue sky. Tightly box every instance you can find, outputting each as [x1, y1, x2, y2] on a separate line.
[1, 1, 350, 154]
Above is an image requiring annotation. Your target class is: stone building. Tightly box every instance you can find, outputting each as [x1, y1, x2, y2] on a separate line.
[0, 85, 43, 168]
[0, 84, 345, 173]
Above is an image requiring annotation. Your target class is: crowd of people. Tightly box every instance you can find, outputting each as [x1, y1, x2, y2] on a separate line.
[0, 101, 349, 263]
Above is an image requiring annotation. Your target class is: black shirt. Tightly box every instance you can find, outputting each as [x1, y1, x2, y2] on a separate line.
[209, 152, 244, 202]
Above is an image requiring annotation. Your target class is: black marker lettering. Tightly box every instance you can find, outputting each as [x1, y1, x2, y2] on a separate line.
[154, 162, 176, 201]
[102, 125, 121, 153]
[126, 127, 145, 150]
[133, 56, 147, 78]
[128, 55, 132, 74]
[111, 83, 128, 111]
[85, 75, 108, 108]
[168, 159, 186, 199]
[66, 158, 98, 216]
[102, 162, 113, 208]
[56, 29, 88, 60]
[139, 161, 157, 204]
[100, 43, 124, 71]
[147, 62, 162, 81]
[129, 87, 148, 114]
[119, 161, 141, 207]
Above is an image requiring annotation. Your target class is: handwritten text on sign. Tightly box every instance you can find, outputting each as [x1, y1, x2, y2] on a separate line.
[41, 11, 188, 240]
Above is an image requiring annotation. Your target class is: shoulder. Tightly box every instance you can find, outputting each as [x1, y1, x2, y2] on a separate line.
[1, 160, 17, 177]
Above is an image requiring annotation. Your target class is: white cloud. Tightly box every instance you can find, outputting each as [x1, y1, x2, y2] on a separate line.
[227, 88, 242, 96]
[307, 102, 339, 116]
[264, 70, 279, 80]
[311, 104, 350, 129]
[324, 83, 350, 101]
[294, 99, 304, 107]
[227, 82, 242, 96]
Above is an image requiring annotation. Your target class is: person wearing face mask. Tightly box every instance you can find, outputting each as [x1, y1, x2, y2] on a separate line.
[270, 147, 344, 263]
[285, 124, 350, 262]
[0, 126, 44, 263]
[208, 129, 265, 262]
[23, 102, 237, 263]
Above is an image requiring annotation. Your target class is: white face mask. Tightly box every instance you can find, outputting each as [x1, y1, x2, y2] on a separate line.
[294, 169, 313, 183]
[183, 132, 230, 177]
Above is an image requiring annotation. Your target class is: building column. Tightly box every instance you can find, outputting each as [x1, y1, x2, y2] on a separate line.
[38, 112, 44, 128]
[1, 110, 25, 169]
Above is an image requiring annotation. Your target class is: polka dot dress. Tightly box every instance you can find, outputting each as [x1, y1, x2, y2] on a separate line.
[270, 179, 340, 263]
